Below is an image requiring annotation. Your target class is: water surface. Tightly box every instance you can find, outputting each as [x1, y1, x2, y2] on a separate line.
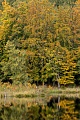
[0, 96, 80, 120]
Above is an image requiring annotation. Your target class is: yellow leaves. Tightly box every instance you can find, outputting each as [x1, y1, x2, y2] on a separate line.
[47, 32, 53, 41]
[0, 0, 79, 86]
[59, 99, 74, 108]
[0, 1, 17, 41]
[59, 99, 78, 120]
[27, 38, 37, 44]
[75, 0, 80, 5]
[60, 75, 74, 85]
[49, 53, 54, 58]
[2, 1, 13, 16]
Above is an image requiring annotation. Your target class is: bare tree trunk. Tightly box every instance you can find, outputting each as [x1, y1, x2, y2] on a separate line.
[58, 81, 60, 88]
[57, 73, 60, 88]
[42, 81, 44, 86]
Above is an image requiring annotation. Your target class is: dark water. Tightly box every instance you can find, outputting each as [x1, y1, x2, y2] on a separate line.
[0, 96, 80, 120]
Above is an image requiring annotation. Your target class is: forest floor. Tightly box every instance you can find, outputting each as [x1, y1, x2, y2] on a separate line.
[0, 83, 80, 98]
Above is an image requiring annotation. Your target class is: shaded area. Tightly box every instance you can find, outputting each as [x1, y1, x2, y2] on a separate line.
[0, 96, 80, 120]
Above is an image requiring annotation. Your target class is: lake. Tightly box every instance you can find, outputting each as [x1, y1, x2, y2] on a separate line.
[0, 96, 80, 120]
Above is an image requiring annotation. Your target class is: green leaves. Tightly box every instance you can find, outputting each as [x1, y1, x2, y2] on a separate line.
[1, 41, 28, 84]
[0, 0, 80, 86]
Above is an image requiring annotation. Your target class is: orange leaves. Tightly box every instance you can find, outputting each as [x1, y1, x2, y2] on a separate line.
[75, 0, 80, 5]
[26, 0, 55, 38]
[26, 50, 35, 56]
[0, 0, 80, 86]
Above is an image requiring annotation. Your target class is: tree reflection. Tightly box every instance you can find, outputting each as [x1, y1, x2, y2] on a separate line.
[0, 97, 80, 120]
[75, 98, 80, 119]
[58, 98, 78, 120]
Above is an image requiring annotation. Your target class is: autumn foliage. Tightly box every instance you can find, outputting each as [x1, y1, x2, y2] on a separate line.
[0, 0, 80, 86]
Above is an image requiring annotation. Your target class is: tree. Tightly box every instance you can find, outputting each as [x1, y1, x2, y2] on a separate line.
[0, 0, 79, 86]
[40, 41, 76, 86]
[59, 99, 78, 120]
[1, 41, 28, 84]
[74, 47, 80, 85]
[24, 0, 54, 39]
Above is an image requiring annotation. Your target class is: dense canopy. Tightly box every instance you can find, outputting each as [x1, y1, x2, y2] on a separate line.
[0, 0, 80, 87]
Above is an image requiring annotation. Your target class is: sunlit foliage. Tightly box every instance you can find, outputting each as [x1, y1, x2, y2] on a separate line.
[0, 0, 80, 86]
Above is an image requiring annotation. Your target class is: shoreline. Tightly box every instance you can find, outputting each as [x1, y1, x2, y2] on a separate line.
[0, 87, 80, 98]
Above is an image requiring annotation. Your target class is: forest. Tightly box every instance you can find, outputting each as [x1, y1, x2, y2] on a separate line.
[0, 0, 80, 87]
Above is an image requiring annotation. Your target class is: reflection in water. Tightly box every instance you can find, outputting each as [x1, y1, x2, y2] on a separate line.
[0, 96, 80, 120]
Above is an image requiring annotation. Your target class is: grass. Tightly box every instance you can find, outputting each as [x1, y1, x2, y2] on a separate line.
[0, 82, 80, 98]
[16, 94, 37, 98]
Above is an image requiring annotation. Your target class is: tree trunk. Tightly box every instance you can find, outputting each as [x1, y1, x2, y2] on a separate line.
[58, 81, 60, 89]
[56, 73, 60, 88]
[42, 81, 44, 86]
